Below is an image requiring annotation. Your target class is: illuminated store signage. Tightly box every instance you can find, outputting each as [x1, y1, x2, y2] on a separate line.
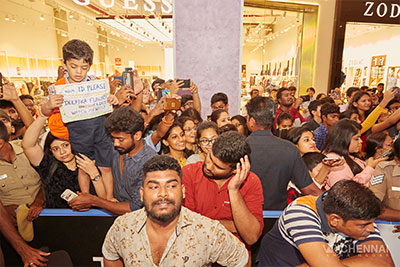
[72, 0, 172, 13]
[364, 1, 400, 18]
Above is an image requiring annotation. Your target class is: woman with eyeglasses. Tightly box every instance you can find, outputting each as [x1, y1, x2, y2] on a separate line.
[22, 106, 102, 208]
[185, 121, 219, 166]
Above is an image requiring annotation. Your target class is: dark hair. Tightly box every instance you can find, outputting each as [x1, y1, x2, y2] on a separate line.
[0, 100, 15, 109]
[361, 85, 370, 91]
[196, 121, 218, 141]
[105, 106, 144, 136]
[323, 180, 382, 221]
[177, 116, 195, 128]
[212, 131, 251, 168]
[340, 109, 359, 120]
[273, 128, 289, 139]
[320, 103, 339, 118]
[377, 83, 384, 87]
[0, 121, 9, 141]
[320, 97, 335, 104]
[322, 119, 363, 175]
[302, 152, 326, 171]
[140, 108, 148, 115]
[307, 87, 315, 93]
[231, 115, 250, 136]
[276, 87, 290, 100]
[308, 100, 321, 117]
[288, 86, 297, 92]
[316, 93, 326, 100]
[387, 98, 400, 109]
[151, 78, 165, 91]
[211, 92, 228, 105]
[62, 39, 93, 65]
[393, 138, 400, 160]
[218, 124, 238, 134]
[181, 94, 193, 106]
[12, 119, 24, 137]
[142, 155, 182, 183]
[365, 132, 389, 159]
[250, 89, 259, 96]
[210, 109, 228, 124]
[245, 96, 276, 128]
[285, 126, 312, 145]
[180, 108, 202, 123]
[346, 87, 360, 98]
[277, 112, 292, 126]
[19, 95, 34, 101]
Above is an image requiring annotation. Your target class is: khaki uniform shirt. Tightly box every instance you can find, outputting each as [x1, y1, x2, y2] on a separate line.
[102, 207, 248, 267]
[0, 140, 41, 206]
[369, 160, 400, 210]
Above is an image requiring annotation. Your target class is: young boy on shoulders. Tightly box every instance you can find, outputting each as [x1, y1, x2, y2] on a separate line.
[41, 39, 118, 200]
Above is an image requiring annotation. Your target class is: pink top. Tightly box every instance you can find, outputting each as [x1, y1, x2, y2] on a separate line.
[325, 152, 374, 190]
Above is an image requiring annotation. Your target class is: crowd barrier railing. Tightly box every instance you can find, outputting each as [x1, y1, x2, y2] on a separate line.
[1, 209, 399, 266]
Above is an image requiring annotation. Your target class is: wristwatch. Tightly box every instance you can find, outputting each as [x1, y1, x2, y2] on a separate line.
[91, 175, 101, 182]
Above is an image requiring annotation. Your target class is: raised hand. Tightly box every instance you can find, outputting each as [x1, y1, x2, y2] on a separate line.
[228, 155, 251, 191]
[1, 80, 19, 102]
[108, 75, 121, 95]
[76, 153, 98, 178]
[188, 79, 198, 95]
[115, 85, 134, 105]
[107, 94, 119, 106]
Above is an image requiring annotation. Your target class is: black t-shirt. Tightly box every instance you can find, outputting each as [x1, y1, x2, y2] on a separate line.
[247, 130, 313, 210]
[33, 154, 82, 208]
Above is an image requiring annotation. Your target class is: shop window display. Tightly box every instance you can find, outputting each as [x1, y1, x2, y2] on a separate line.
[342, 23, 400, 94]
[240, 2, 318, 113]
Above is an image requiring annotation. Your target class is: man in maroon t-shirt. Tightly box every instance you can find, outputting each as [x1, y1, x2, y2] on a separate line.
[274, 87, 305, 127]
[182, 132, 264, 263]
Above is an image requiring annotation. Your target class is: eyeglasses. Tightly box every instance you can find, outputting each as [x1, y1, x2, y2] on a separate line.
[183, 126, 197, 132]
[199, 138, 217, 146]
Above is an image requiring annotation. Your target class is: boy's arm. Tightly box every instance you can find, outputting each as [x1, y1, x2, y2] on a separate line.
[40, 94, 64, 117]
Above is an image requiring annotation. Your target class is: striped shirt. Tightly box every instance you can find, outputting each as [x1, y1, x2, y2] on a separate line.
[258, 194, 383, 266]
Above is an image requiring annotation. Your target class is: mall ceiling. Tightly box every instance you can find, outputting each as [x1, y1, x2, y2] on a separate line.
[44, 0, 317, 46]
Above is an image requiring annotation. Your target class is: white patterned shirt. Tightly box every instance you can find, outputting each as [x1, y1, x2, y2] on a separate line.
[102, 207, 248, 266]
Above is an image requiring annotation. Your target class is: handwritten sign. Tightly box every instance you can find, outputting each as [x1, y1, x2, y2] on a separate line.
[55, 79, 112, 123]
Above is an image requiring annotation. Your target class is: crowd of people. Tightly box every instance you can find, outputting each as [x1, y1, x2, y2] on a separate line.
[0, 39, 399, 266]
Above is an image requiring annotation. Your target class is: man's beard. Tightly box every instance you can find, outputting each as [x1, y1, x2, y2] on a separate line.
[114, 142, 135, 155]
[144, 197, 182, 223]
[202, 164, 233, 180]
[281, 101, 293, 108]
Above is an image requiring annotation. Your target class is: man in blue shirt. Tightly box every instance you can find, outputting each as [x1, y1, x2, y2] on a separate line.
[258, 180, 394, 266]
[69, 107, 156, 215]
[314, 103, 340, 150]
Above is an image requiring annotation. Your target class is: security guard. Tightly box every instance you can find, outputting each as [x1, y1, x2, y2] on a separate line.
[369, 138, 400, 221]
